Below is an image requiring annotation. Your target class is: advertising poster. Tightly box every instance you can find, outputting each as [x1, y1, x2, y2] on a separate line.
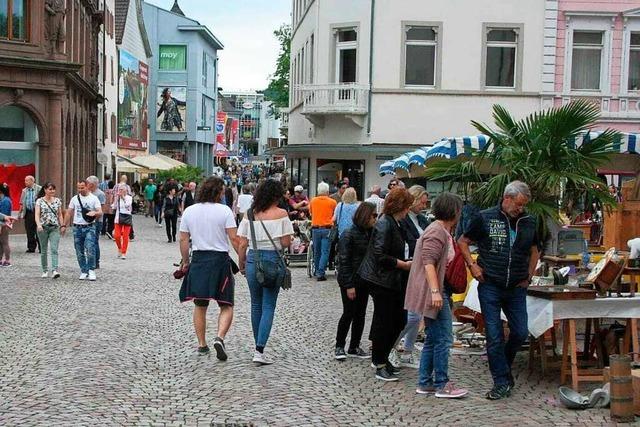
[118, 49, 149, 149]
[157, 86, 187, 132]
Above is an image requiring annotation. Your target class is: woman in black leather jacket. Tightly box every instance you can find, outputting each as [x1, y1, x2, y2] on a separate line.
[358, 188, 414, 381]
[334, 202, 377, 361]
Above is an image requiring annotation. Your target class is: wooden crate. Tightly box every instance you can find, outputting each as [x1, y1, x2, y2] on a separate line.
[603, 201, 640, 251]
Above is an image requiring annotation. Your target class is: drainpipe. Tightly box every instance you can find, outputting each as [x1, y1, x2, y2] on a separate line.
[102, 0, 107, 177]
[366, 0, 375, 135]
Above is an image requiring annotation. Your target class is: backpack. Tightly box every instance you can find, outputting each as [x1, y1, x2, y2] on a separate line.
[445, 239, 468, 294]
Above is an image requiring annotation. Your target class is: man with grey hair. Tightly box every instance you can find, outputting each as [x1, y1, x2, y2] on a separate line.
[309, 181, 337, 281]
[86, 176, 106, 269]
[364, 184, 385, 215]
[458, 180, 540, 401]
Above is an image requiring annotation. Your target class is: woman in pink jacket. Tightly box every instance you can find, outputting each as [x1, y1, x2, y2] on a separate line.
[405, 192, 467, 399]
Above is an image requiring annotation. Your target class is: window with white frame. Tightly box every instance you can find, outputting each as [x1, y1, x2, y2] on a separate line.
[485, 28, 518, 88]
[629, 32, 640, 91]
[571, 31, 603, 90]
[335, 29, 357, 83]
[404, 26, 437, 86]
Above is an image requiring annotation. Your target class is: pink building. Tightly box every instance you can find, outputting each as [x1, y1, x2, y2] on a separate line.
[545, 0, 640, 133]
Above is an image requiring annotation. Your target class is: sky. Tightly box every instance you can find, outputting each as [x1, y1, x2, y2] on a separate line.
[145, 0, 291, 91]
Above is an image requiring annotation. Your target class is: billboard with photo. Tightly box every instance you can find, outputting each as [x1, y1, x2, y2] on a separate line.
[118, 49, 149, 149]
[156, 86, 187, 132]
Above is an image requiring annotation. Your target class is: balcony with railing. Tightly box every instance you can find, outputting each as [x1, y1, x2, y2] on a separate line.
[298, 84, 369, 127]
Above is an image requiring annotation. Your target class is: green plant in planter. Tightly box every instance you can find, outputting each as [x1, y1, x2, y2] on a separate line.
[426, 100, 620, 234]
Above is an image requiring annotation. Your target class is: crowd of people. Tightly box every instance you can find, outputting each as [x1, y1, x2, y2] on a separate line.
[3, 169, 541, 401]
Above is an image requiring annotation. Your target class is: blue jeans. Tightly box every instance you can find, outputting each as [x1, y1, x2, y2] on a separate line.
[418, 293, 453, 389]
[73, 224, 97, 273]
[246, 250, 281, 348]
[397, 311, 422, 352]
[478, 283, 528, 387]
[94, 222, 102, 266]
[312, 228, 331, 278]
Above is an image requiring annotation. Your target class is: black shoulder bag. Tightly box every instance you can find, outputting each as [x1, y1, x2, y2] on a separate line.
[247, 209, 292, 290]
[117, 197, 133, 226]
[328, 203, 344, 244]
[77, 195, 96, 224]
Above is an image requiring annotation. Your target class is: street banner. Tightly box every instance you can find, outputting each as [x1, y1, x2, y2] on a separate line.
[216, 111, 227, 144]
[156, 87, 187, 132]
[118, 49, 149, 149]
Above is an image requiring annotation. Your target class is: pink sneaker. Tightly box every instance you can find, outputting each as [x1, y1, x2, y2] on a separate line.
[435, 382, 468, 399]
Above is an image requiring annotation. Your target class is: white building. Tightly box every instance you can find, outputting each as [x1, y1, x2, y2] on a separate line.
[286, 0, 546, 198]
[97, 0, 118, 180]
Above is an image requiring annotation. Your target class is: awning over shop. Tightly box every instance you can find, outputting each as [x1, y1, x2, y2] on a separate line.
[129, 153, 186, 171]
[380, 132, 640, 177]
[116, 155, 147, 173]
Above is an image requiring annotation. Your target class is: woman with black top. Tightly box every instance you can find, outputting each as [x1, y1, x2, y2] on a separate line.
[154, 183, 164, 227]
[357, 188, 414, 381]
[162, 187, 179, 242]
[334, 201, 377, 361]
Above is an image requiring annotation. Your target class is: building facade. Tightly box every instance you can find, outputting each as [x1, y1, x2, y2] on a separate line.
[286, 0, 546, 198]
[0, 0, 102, 206]
[97, 0, 118, 179]
[143, 0, 222, 176]
[221, 90, 264, 157]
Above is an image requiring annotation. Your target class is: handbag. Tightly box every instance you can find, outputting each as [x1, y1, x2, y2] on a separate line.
[247, 209, 292, 290]
[76, 195, 96, 224]
[445, 237, 468, 294]
[164, 197, 175, 218]
[328, 203, 344, 244]
[117, 197, 133, 226]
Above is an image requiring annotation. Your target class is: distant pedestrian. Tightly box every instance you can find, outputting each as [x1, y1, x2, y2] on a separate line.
[334, 202, 377, 361]
[364, 185, 385, 215]
[333, 187, 360, 238]
[19, 175, 42, 253]
[178, 176, 241, 359]
[113, 185, 133, 259]
[237, 183, 255, 223]
[34, 182, 65, 278]
[162, 187, 179, 243]
[0, 186, 14, 267]
[181, 182, 197, 214]
[406, 192, 468, 398]
[143, 178, 157, 217]
[330, 181, 348, 203]
[309, 182, 337, 281]
[154, 183, 164, 227]
[237, 179, 294, 365]
[358, 188, 414, 381]
[103, 180, 116, 239]
[99, 174, 111, 192]
[87, 176, 106, 269]
[64, 180, 102, 281]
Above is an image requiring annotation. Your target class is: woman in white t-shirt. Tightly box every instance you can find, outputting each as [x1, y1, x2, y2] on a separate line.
[178, 177, 241, 360]
[112, 186, 133, 259]
[238, 179, 294, 365]
[236, 182, 255, 223]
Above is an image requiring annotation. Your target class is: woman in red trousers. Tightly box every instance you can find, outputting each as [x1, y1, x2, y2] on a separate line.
[112, 185, 133, 260]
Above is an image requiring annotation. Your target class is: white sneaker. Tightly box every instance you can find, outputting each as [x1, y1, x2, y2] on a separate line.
[157, 223, 162, 228]
[79, 273, 88, 280]
[41, 271, 49, 278]
[88, 270, 97, 281]
[121, 254, 126, 260]
[52, 270, 60, 279]
[252, 350, 274, 365]
[388, 349, 401, 368]
[117, 252, 122, 258]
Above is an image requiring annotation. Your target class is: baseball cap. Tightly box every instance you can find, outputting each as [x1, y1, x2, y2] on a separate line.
[294, 185, 304, 192]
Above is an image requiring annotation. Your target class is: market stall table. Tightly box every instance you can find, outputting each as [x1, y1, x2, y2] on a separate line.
[464, 281, 640, 390]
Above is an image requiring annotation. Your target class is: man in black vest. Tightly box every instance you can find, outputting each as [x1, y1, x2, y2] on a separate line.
[458, 181, 540, 401]
[181, 182, 196, 214]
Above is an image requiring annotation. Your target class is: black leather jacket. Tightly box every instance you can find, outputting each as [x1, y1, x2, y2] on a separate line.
[337, 225, 372, 289]
[357, 214, 406, 292]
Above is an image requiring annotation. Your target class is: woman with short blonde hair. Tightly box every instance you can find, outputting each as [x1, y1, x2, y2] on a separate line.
[333, 187, 360, 238]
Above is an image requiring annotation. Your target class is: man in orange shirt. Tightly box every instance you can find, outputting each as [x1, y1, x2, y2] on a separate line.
[309, 181, 337, 281]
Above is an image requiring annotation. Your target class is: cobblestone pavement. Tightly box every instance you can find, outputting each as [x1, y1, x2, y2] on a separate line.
[0, 218, 626, 426]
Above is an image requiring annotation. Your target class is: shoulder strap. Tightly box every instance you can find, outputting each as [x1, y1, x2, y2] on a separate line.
[76, 195, 84, 209]
[338, 203, 344, 222]
[247, 209, 260, 251]
[259, 218, 288, 266]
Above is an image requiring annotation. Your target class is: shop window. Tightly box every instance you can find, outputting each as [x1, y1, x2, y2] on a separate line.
[571, 31, 603, 90]
[0, 0, 29, 41]
[159, 45, 187, 70]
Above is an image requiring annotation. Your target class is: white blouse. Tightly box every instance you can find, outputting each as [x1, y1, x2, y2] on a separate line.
[112, 195, 133, 224]
[238, 216, 294, 251]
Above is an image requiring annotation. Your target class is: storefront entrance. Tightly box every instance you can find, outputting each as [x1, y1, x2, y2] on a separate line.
[317, 159, 365, 200]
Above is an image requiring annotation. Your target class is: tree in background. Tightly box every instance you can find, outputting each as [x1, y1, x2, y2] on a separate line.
[157, 166, 204, 184]
[264, 24, 291, 119]
[425, 100, 620, 233]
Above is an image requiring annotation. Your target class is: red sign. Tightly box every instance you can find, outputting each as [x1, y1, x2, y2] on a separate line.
[216, 111, 227, 144]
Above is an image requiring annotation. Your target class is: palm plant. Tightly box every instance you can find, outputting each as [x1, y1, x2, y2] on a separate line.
[425, 100, 620, 230]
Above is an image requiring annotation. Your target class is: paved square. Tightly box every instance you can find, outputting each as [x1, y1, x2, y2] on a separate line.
[0, 219, 619, 426]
